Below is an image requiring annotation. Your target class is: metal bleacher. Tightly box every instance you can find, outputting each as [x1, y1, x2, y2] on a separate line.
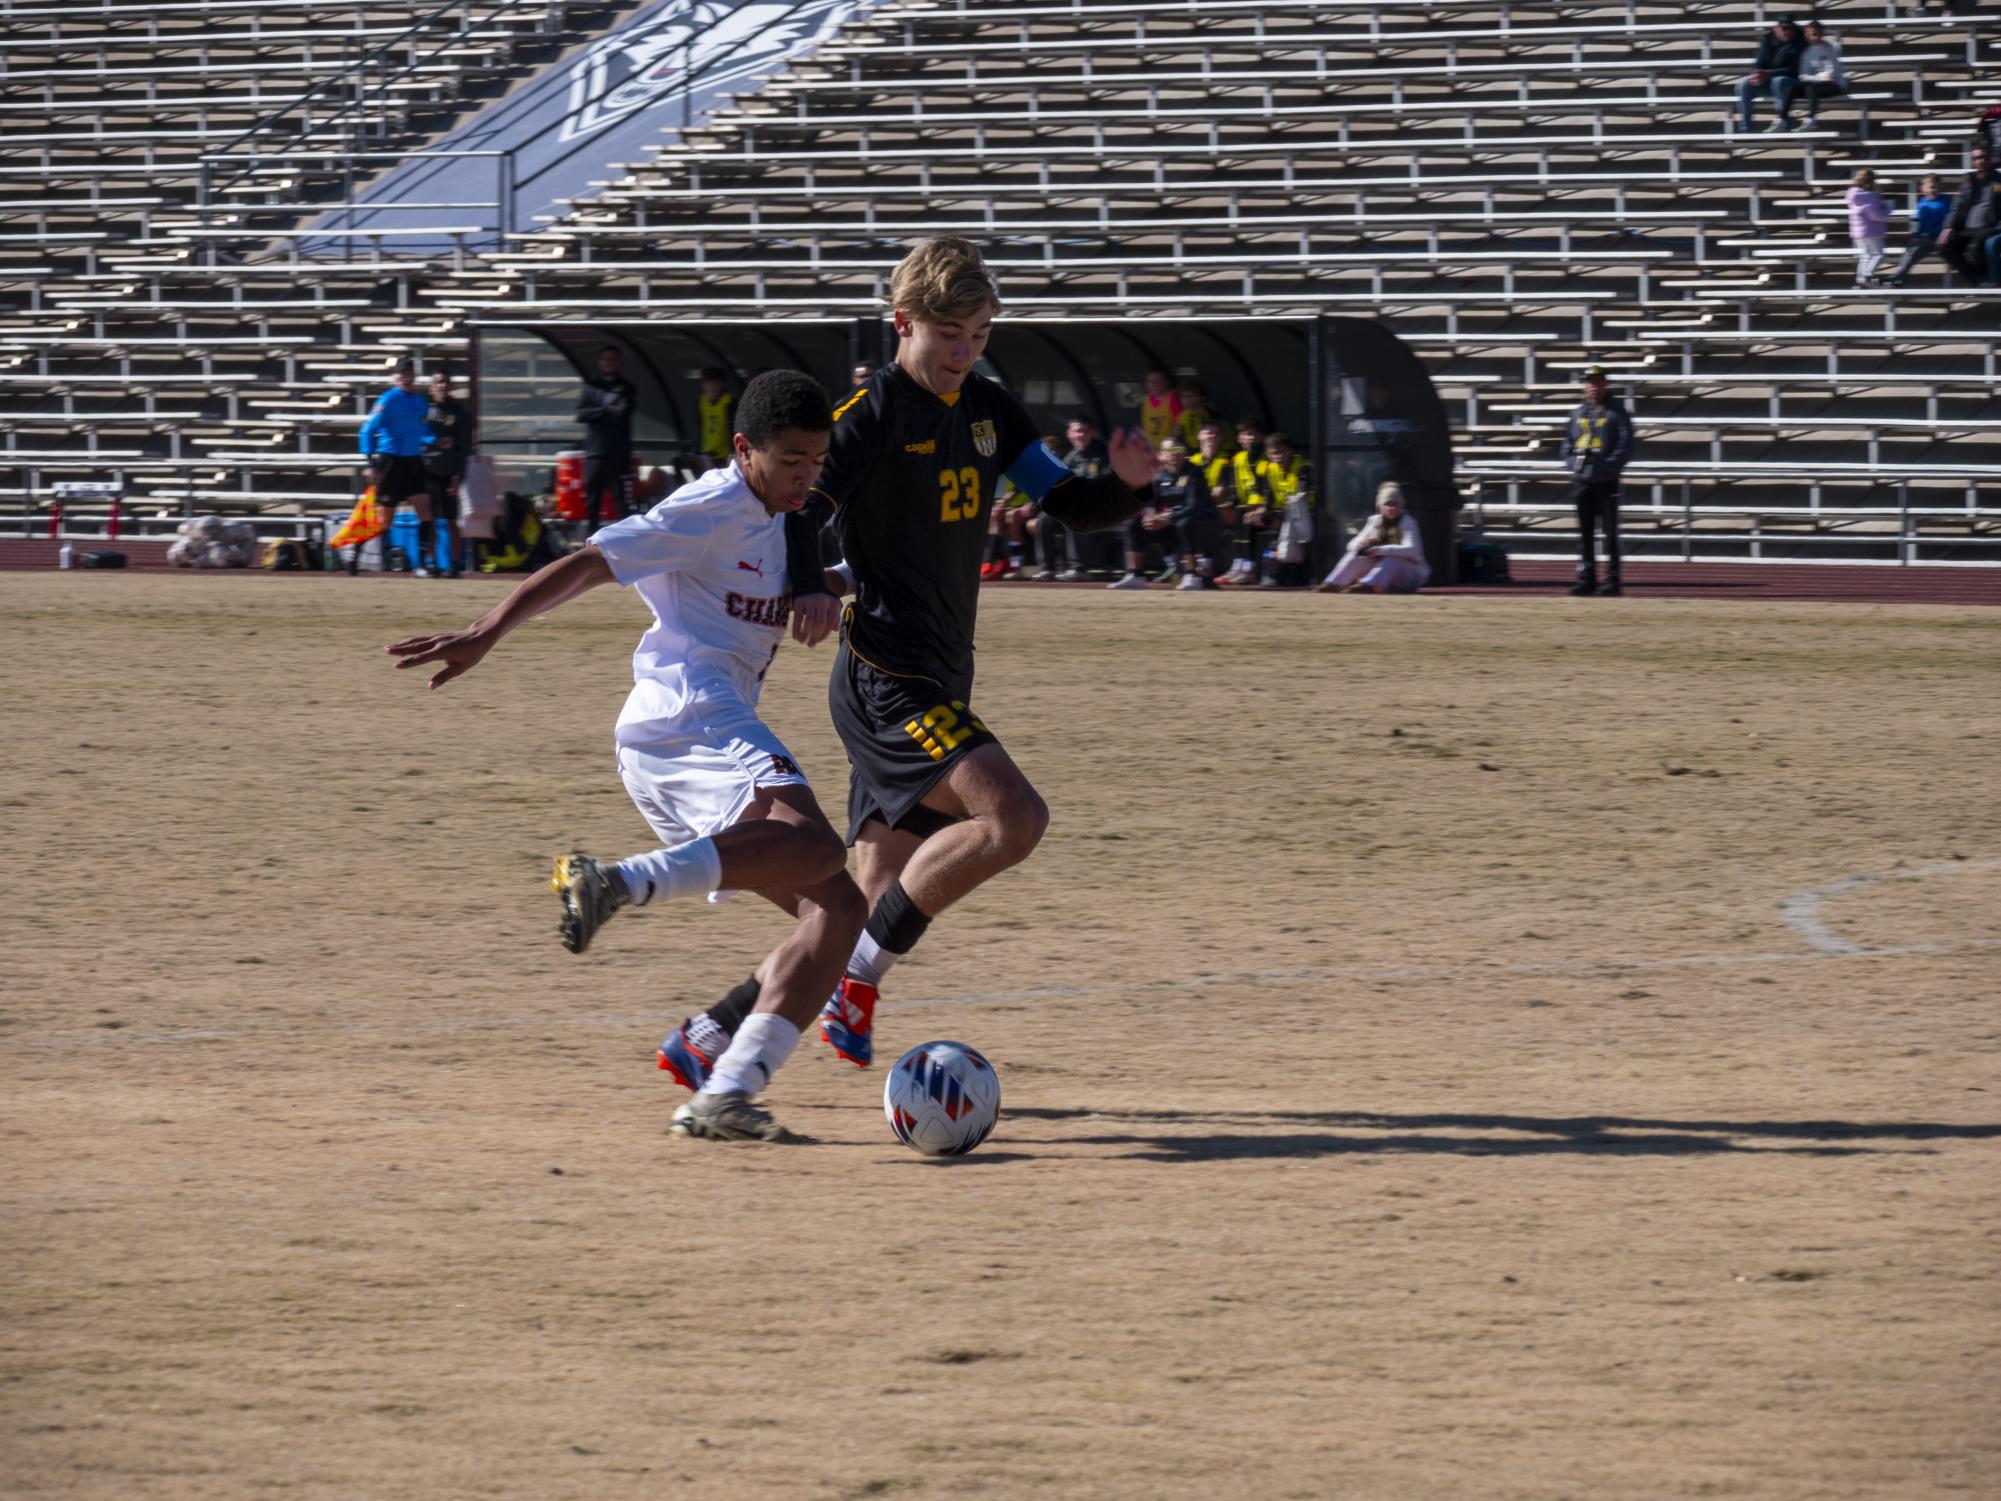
[2, 0, 1997, 564]
[0, 0, 641, 529]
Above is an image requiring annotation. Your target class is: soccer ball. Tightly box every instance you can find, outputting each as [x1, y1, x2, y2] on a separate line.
[884, 1040, 1001, 1157]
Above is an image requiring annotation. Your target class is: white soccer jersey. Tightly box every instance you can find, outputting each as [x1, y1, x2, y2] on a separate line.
[589, 463, 794, 744]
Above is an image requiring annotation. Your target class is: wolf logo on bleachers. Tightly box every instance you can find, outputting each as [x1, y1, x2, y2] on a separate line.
[562, 0, 867, 141]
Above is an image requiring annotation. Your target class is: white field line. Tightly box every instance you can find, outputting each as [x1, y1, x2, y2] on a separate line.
[1781, 857, 2001, 955]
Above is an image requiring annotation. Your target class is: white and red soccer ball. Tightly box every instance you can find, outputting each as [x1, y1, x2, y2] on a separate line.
[883, 1040, 1000, 1156]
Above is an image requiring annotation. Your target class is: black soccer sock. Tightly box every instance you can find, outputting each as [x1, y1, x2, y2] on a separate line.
[706, 972, 761, 1035]
[866, 879, 932, 957]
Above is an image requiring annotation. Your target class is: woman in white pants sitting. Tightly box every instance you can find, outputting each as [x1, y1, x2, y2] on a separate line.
[1317, 482, 1430, 594]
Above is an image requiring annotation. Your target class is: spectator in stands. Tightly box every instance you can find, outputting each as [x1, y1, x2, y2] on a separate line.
[1564, 366, 1635, 597]
[421, 370, 470, 579]
[1136, 368, 1184, 450]
[575, 346, 636, 534]
[1257, 431, 1315, 589]
[358, 359, 435, 573]
[1885, 174, 1953, 286]
[1796, 20, 1846, 129]
[1316, 482, 1429, 594]
[1976, 106, 2001, 163]
[695, 367, 734, 471]
[1051, 415, 1114, 579]
[1736, 18, 1802, 134]
[1938, 146, 2001, 285]
[1847, 169, 1893, 286]
[1218, 417, 1271, 585]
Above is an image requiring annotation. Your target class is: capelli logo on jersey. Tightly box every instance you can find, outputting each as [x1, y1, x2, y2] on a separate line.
[904, 439, 936, 454]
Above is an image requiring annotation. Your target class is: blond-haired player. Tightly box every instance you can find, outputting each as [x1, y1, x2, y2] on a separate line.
[655, 237, 1158, 1086]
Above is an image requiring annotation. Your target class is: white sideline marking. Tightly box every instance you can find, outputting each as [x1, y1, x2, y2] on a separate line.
[1780, 858, 2001, 955]
[11, 937, 1998, 1053]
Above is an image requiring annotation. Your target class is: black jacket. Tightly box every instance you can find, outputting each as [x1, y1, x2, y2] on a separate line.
[1565, 398, 1636, 481]
[1152, 468, 1216, 529]
[1944, 168, 2001, 236]
[1751, 31, 1803, 78]
[424, 396, 471, 476]
[576, 375, 636, 458]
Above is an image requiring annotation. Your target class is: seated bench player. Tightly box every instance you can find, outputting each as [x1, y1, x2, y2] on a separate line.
[384, 371, 865, 1145]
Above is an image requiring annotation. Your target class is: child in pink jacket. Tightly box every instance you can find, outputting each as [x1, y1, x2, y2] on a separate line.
[1848, 169, 1893, 284]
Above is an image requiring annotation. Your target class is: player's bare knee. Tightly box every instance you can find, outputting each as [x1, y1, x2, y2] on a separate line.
[794, 820, 849, 885]
[986, 786, 1049, 867]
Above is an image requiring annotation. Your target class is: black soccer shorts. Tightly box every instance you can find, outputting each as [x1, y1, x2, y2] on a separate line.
[829, 638, 1000, 845]
[374, 455, 428, 506]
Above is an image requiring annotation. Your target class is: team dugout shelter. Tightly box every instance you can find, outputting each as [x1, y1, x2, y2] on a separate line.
[468, 315, 1461, 581]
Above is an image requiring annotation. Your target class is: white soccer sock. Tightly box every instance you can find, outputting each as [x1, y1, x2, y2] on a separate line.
[844, 930, 899, 988]
[702, 1012, 801, 1097]
[616, 837, 721, 908]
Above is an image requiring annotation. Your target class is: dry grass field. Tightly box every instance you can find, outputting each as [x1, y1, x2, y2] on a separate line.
[3, 573, 1997, 1501]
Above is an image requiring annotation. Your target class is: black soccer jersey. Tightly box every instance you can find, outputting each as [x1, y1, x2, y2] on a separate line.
[789, 364, 1143, 691]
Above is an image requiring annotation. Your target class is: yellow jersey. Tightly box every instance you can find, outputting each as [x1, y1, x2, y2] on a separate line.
[1178, 404, 1215, 452]
[1231, 449, 1267, 507]
[697, 390, 735, 460]
[1198, 453, 1232, 499]
[1260, 454, 1312, 506]
[1139, 392, 1184, 449]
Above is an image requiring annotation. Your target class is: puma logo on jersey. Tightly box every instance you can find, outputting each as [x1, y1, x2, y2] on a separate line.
[736, 558, 765, 576]
[726, 591, 791, 629]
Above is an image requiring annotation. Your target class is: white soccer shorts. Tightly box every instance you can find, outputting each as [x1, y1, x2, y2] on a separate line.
[615, 712, 811, 850]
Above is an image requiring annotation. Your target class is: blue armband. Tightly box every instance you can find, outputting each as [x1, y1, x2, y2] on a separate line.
[1004, 440, 1071, 504]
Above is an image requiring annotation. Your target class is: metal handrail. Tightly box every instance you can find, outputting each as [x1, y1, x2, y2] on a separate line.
[191, 0, 868, 241]
[197, 0, 557, 205]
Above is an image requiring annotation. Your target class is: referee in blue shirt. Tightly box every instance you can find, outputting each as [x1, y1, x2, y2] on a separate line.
[358, 360, 438, 574]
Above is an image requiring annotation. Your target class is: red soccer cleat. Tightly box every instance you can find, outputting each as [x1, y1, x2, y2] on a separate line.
[818, 978, 879, 1067]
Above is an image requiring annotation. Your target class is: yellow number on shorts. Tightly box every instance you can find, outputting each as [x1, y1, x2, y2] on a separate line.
[902, 700, 990, 761]
[939, 466, 981, 523]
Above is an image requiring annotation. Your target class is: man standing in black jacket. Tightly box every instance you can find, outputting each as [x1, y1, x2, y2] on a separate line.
[422, 371, 470, 578]
[1938, 145, 1999, 285]
[1565, 366, 1637, 597]
[1736, 18, 1802, 134]
[576, 346, 637, 534]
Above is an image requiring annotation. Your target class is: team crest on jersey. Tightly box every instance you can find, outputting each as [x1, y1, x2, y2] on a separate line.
[971, 419, 997, 458]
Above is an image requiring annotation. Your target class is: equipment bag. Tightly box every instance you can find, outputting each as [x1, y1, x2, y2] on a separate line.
[1457, 538, 1511, 584]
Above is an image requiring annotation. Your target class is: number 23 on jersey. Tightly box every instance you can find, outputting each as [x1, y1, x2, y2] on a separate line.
[938, 467, 982, 523]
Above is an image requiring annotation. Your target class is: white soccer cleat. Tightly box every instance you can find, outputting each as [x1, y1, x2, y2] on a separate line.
[670, 1090, 807, 1143]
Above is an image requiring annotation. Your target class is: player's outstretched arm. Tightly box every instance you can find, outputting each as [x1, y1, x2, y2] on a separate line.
[1034, 427, 1158, 533]
[384, 545, 615, 690]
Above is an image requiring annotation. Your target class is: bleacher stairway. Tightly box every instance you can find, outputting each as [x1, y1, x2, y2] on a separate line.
[2, 0, 1997, 563]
